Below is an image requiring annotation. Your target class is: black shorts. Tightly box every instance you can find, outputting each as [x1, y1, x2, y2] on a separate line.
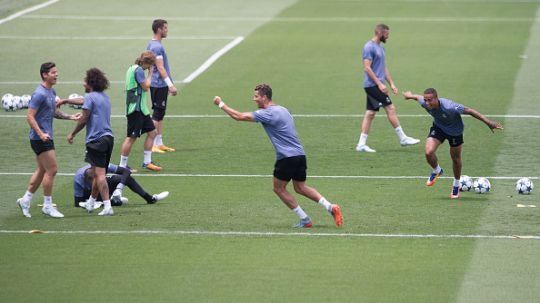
[127, 111, 155, 137]
[30, 139, 54, 155]
[364, 86, 392, 111]
[273, 155, 307, 182]
[85, 135, 114, 168]
[428, 124, 464, 147]
[150, 86, 169, 120]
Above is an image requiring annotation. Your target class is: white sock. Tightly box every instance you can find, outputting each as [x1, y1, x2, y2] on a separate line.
[116, 183, 125, 191]
[88, 196, 97, 203]
[292, 206, 308, 219]
[154, 135, 163, 146]
[143, 151, 152, 165]
[103, 200, 111, 209]
[358, 133, 368, 146]
[453, 179, 460, 187]
[119, 155, 128, 167]
[22, 190, 33, 203]
[43, 196, 52, 207]
[395, 126, 407, 141]
[318, 197, 333, 212]
[433, 165, 442, 174]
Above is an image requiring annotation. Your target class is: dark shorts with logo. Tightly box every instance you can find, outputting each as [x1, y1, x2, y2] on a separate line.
[127, 111, 155, 137]
[85, 135, 114, 168]
[428, 124, 463, 147]
[364, 86, 393, 111]
[273, 155, 307, 182]
[30, 139, 55, 156]
[150, 86, 169, 121]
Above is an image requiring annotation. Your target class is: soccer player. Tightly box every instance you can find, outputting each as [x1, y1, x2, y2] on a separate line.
[402, 88, 503, 198]
[73, 163, 169, 208]
[119, 50, 162, 171]
[16, 62, 81, 218]
[356, 24, 419, 153]
[213, 84, 343, 228]
[147, 19, 178, 154]
[68, 68, 115, 216]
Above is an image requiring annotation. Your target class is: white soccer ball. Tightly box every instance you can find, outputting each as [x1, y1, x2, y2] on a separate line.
[516, 177, 534, 195]
[21, 94, 31, 108]
[473, 177, 491, 194]
[13, 95, 23, 110]
[2, 93, 15, 111]
[459, 175, 473, 191]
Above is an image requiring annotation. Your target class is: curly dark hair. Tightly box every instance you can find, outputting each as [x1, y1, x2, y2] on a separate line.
[84, 68, 109, 92]
[255, 83, 272, 100]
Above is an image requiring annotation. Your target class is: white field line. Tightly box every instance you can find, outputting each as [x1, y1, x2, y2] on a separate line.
[0, 0, 59, 25]
[183, 37, 244, 83]
[0, 35, 237, 40]
[20, 15, 540, 23]
[0, 229, 538, 239]
[2, 114, 540, 119]
[0, 36, 244, 86]
[0, 172, 537, 179]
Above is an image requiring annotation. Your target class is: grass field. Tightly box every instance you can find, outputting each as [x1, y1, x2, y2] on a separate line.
[1, 0, 539, 302]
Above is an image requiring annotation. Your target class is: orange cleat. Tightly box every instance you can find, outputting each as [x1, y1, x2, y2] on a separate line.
[142, 162, 162, 171]
[330, 204, 343, 227]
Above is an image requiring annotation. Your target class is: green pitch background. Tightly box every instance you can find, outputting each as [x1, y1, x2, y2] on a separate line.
[1, 0, 539, 302]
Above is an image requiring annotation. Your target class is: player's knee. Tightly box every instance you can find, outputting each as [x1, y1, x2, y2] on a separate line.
[152, 108, 165, 121]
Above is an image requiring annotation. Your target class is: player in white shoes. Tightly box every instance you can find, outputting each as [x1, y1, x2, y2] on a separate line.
[73, 163, 169, 209]
[355, 24, 419, 153]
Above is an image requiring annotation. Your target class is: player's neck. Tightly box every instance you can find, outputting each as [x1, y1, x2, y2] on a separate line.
[41, 81, 53, 89]
[372, 37, 381, 44]
[152, 34, 162, 42]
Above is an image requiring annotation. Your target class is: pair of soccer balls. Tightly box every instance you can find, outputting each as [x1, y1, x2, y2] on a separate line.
[459, 175, 534, 195]
[459, 176, 491, 194]
[2, 93, 31, 111]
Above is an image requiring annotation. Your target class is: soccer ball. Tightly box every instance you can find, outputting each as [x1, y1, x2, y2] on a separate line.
[473, 177, 491, 194]
[68, 93, 83, 109]
[13, 95, 23, 110]
[2, 93, 15, 111]
[516, 177, 534, 195]
[21, 94, 31, 108]
[459, 175, 473, 191]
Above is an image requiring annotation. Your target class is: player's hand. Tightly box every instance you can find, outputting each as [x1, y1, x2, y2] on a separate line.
[378, 83, 388, 94]
[169, 86, 178, 96]
[67, 133, 74, 144]
[488, 121, 504, 132]
[402, 91, 413, 99]
[213, 96, 222, 106]
[391, 84, 398, 95]
[71, 112, 82, 120]
[40, 133, 51, 142]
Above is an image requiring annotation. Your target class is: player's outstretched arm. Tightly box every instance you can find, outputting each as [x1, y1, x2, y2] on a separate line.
[402, 91, 421, 101]
[463, 107, 503, 132]
[213, 96, 255, 122]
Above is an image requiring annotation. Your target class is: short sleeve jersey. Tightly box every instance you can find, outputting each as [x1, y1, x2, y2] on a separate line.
[147, 39, 171, 88]
[82, 91, 113, 143]
[252, 105, 305, 160]
[28, 84, 56, 140]
[362, 40, 386, 88]
[419, 96, 466, 136]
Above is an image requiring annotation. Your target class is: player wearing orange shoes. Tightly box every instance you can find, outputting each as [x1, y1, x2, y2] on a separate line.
[213, 84, 343, 228]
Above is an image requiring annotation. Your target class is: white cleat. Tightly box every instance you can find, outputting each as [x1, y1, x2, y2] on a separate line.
[17, 198, 31, 218]
[42, 206, 64, 218]
[355, 144, 376, 153]
[79, 201, 103, 210]
[98, 207, 114, 216]
[151, 191, 169, 203]
[120, 197, 129, 205]
[85, 199, 96, 213]
[400, 136, 420, 146]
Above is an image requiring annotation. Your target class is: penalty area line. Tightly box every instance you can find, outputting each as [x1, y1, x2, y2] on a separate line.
[0, 229, 539, 240]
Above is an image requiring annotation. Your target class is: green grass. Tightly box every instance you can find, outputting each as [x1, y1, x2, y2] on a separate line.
[1, 0, 540, 302]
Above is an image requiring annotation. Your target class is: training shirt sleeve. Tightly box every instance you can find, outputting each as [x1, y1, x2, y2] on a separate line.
[135, 67, 146, 85]
[362, 43, 374, 61]
[28, 92, 45, 110]
[149, 44, 164, 60]
[450, 100, 465, 114]
[418, 96, 427, 109]
[252, 108, 273, 124]
[82, 94, 93, 111]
